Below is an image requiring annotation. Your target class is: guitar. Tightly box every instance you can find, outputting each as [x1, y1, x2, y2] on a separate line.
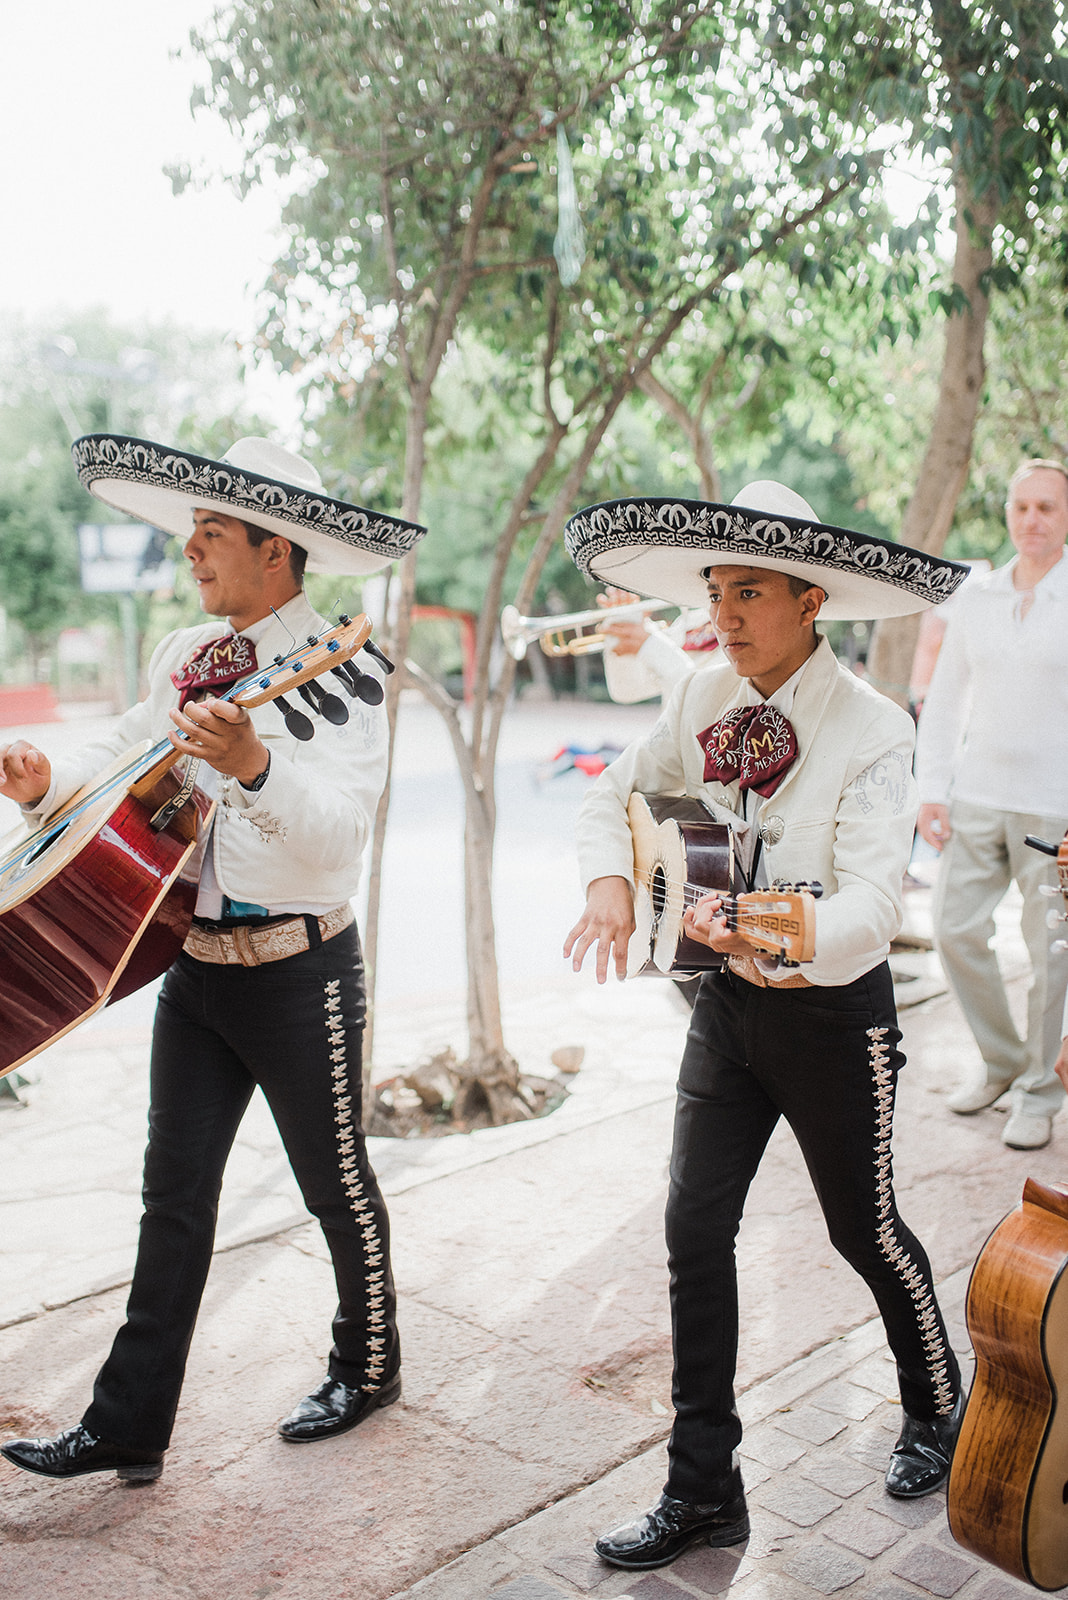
[1026, 829, 1068, 958]
[0, 615, 388, 1079]
[626, 792, 820, 978]
[947, 831, 1068, 1587]
[948, 1178, 1068, 1591]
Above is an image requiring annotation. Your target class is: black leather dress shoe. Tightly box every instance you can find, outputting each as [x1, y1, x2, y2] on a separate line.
[885, 1390, 965, 1498]
[595, 1477, 749, 1570]
[277, 1372, 402, 1441]
[0, 1424, 164, 1483]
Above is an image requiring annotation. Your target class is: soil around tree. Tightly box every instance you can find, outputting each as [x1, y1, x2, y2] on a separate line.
[368, 1043, 584, 1137]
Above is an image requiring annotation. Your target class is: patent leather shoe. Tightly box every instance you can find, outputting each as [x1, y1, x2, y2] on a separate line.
[885, 1390, 965, 1498]
[277, 1372, 402, 1441]
[0, 1423, 163, 1482]
[595, 1477, 749, 1570]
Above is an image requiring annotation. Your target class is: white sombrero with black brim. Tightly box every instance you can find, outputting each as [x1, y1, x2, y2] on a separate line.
[71, 433, 426, 578]
[564, 481, 968, 620]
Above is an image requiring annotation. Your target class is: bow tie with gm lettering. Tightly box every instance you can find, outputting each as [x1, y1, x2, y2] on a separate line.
[171, 633, 258, 711]
[697, 704, 798, 797]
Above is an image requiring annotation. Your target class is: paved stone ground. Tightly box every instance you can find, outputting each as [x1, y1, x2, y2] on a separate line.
[389, 1280, 1017, 1600]
[2, 699, 1067, 1599]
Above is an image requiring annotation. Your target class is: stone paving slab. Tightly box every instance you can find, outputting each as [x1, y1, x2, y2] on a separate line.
[385, 1284, 1051, 1600]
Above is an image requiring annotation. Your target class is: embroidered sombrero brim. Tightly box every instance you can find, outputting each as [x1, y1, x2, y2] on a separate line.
[71, 433, 426, 578]
[565, 496, 968, 620]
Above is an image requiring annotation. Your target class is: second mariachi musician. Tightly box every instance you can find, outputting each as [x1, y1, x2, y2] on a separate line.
[563, 477, 969, 1573]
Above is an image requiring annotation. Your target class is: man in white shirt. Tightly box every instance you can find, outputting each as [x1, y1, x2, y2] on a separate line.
[915, 460, 1068, 1151]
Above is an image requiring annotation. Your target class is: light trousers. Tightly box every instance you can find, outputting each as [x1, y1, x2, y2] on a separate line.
[933, 801, 1068, 1117]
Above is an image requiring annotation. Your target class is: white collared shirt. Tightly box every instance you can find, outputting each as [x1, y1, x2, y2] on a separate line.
[916, 553, 1068, 816]
[193, 596, 337, 919]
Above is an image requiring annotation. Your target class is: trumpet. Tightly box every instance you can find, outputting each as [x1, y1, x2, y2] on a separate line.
[500, 599, 671, 660]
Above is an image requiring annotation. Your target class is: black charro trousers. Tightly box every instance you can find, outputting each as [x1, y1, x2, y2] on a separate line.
[82, 923, 398, 1451]
[664, 961, 960, 1502]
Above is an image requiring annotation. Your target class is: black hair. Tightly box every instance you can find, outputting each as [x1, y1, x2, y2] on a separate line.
[242, 521, 308, 583]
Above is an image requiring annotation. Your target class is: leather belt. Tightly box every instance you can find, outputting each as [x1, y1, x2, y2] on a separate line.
[183, 904, 354, 967]
[727, 954, 812, 990]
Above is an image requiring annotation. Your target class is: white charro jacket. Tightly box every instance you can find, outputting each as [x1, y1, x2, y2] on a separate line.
[576, 635, 917, 988]
[35, 593, 386, 911]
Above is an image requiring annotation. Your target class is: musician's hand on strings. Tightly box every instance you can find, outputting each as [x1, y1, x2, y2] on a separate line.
[0, 740, 52, 806]
[564, 875, 635, 983]
[684, 892, 751, 955]
[917, 802, 951, 852]
[168, 698, 270, 788]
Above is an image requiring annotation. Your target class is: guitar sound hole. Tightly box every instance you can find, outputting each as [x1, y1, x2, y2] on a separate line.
[651, 864, 667, 931]
[1062, 1481, 1068, 1505]
[24, 821, 70, 867]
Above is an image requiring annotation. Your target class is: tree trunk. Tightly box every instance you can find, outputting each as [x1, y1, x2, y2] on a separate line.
[454, 774, 532, 1125]
[361, 386, 427, 1093]
[866, 172, 996, 708]
[637, 370, 721, 500]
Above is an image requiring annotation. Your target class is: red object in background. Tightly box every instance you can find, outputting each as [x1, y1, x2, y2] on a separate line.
[411, 605, 477, 703]
[0, 685, 60, 727]
[544, 743, 624, 780]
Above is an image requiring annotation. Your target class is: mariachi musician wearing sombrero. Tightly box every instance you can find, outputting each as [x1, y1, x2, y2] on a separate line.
[0, 434, 425, 1483]
[563, 480, 969, 1571]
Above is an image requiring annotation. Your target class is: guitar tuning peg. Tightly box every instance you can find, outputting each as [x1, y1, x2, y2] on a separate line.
[1039, 884, 1064, 897]
[361, 638, 395, 675]
[297, 680, 350, 726]
[1052, 940, 1068, 955]
[330, 660, 384, 705]
[273, 694, 315, 741]
[1046, 909, 1068, 930]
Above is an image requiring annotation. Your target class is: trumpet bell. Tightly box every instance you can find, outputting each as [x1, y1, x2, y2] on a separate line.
[500, 605, 533, 660]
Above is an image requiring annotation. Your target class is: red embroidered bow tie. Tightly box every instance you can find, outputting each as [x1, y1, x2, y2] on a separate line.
[171, 634, 258, 710]
[697, 704, 798, 797]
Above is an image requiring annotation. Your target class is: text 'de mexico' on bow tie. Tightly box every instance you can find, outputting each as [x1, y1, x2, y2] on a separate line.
[170, 633, 258, 710]
[697, 704, 798, 797]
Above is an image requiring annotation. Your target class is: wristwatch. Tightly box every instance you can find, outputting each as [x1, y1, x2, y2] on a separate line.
[239, 753, 271, 792]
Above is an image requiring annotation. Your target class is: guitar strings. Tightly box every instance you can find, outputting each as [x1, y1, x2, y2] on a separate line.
[632, 867, 797, 912]
[632, 867, 800, 951]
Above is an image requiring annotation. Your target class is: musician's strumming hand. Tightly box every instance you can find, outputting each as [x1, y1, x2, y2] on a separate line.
[917, 802, 951, 852]
[0, 740, 52, 806]
[683, 892, 753, 956]
[564, 875, 635, 984]
[167, 697, 270, 788]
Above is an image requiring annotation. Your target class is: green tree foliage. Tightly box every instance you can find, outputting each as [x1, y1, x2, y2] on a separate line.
[0, 312, 274, 682]
[187, 0, 979, 1110]
[759, 1, 1068, 700]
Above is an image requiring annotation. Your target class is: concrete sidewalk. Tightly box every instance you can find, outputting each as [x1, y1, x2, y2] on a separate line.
[1, 932, 1064, 1600]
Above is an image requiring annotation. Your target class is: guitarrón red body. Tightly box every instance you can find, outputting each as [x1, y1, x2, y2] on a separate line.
[0, 771, 212, 1076]
[949, 1178, 1068, 1590]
